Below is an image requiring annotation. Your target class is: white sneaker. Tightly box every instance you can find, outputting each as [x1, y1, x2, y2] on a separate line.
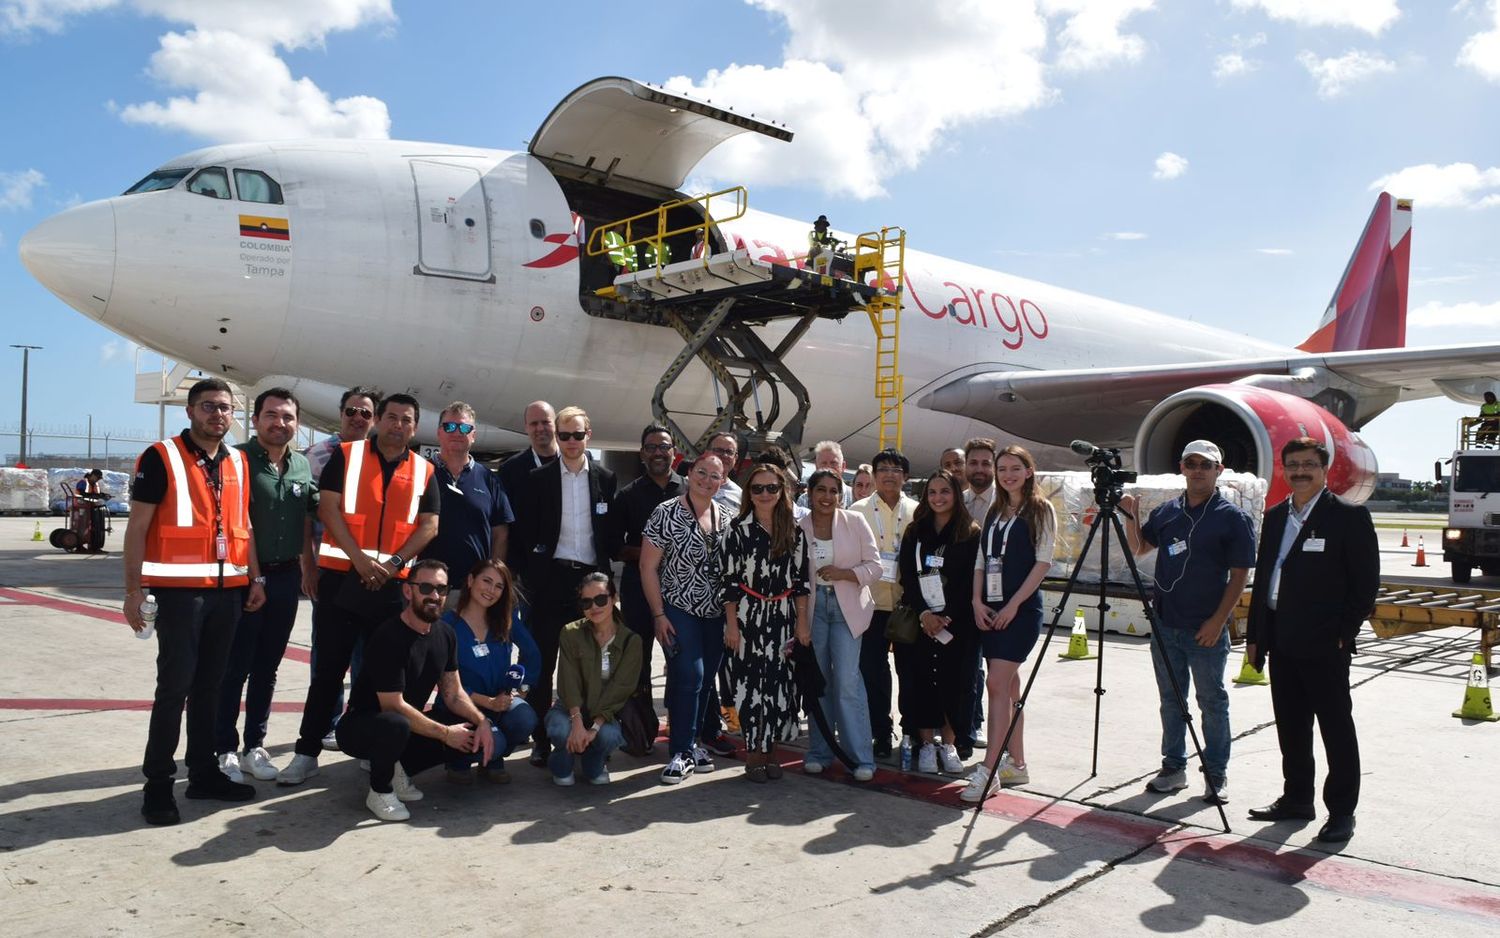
[217, 751, 244, 784]
[321, 731, 340, 751]
[996, 755, 1030, 786]
[589, 769, 611, 786]
[803, 759, 825, 775]
[960, 764, 992, 803]
[277, 753, 319, 786]
[938, 743, 965, 774]
[917, 743, 938, 773]
[391, 765, 423, 802]
[553, 773, 576, 787]
[240, 747, 279, 781]
[365, 788, 409, 822]
[853, 766, 876, 782]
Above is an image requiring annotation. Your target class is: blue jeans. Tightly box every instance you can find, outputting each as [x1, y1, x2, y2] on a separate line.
[808, 587, 875, 771]
[431, 697, 538, 770]
[215, 565, 301, 753]
[1150, 625, 1231, 779]
[663, 605, 724, 755]
[544, 706, 624, 781]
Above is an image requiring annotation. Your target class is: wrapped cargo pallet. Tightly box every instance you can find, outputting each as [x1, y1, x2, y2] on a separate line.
[0, 467, 51, 513]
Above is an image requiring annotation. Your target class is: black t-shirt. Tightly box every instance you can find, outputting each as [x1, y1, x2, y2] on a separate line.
[132, 431, 229, 505]
[318, 443, 441, 515]
[348, 614, 458, 716]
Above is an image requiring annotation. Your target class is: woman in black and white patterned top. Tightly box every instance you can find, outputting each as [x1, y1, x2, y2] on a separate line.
[640, 454, 733, 785]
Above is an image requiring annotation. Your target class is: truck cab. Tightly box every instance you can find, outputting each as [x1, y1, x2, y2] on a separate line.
[1441, 417, 1500, 583]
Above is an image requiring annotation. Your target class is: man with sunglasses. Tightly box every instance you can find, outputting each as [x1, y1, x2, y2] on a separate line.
[499, 400, 560, 572]
[517, 405, 619, 766]
[1244, 437, 1378, 844]
[420, 401, 514, 608]
[124, 378, 267, 824]
[1122, 439, 1255, 807]
[614, 424, 683, 695]
[336, 559, 495, 821]
[280, 393, 441, 785]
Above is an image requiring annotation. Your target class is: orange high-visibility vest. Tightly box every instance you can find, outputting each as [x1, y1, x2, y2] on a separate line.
[140, 436, 251, 588]
[317, 440, 431, 578]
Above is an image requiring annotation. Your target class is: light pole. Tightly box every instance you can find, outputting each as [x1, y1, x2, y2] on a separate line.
[10, 345, 42, 467]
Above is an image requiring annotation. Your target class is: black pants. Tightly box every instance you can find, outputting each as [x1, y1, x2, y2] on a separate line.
[335, 709, 470, 794]
[621, 573, 655, 693]
[294, 570, 399, 757]
[1269, 648, 1361, 815]
[142, 586, 244, 782]
[892, 626, 977, 741]
[861, 611, 895, 742]
[215, 564, 301, 753]
[526, 560, 600, 744]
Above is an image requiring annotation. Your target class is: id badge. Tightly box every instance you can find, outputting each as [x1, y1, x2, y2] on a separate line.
[1167, 539, 1187, 557]
[472, 644, 490, 658]
[595, 502, 609, 515]
[919, 572, 946, 611]
[215, 531, 228, 561]
[985, 557, 1004, 604]
[925, 555, 944, 569]
[879, 551, 898, 583]
[1303, 537, 1326, 552]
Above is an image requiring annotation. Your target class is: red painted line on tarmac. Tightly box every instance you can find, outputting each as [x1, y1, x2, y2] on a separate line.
[0, 698, 306, 713]
[0, 587, 311, 663]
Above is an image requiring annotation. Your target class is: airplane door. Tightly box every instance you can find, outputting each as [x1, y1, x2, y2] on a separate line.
[411, 160, 494, 282]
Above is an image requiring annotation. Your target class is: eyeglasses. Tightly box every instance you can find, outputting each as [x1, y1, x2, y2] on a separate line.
[692, 469, 724, 482]
[642, 442, 674, 453]
[1181, 459, 1217, 471]
[579, 593, 612, 609]
[441, 421, 475, 434]
[875, 465, 905, 475]
[557, 430, 588, 442]
[196, 401, 233, 414]
[749, 483, 783, 495]
[710, 447, 737, 460]
[1283, 460, 1323, 472]
[411, 582, 450, 596]
[343, 406, 373, 419]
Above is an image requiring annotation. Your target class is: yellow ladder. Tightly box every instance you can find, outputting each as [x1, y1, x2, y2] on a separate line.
[852, 227, 907, 451]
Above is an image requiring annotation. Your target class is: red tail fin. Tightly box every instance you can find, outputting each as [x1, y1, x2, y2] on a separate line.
[1297, 192, 1411, 352]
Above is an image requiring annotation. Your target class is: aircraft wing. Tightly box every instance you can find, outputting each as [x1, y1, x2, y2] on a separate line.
[917, 343, 1500, 447]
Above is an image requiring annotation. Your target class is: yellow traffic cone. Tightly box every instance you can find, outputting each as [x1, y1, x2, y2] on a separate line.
[32, 521, 43, 541]
[1058, 609, 1097, 660]
[1232, 652, 1269, 686]
[1453, 653, 1499, 721]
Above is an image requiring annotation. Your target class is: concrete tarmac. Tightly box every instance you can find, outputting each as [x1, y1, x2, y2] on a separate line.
[2, 516, 1497, 936]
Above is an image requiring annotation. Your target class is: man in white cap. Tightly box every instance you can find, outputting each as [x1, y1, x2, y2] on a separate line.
[1121, 439, 1255, 806]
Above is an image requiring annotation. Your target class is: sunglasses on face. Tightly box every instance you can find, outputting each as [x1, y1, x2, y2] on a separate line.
[411, 582, 450, 596]
[557, 430, 588, 442]
[579, 593, 612, 609]
[1182, 460, 1216, 471]
[749, 483, 783, 495]
[441, 421, 475, 434]
[343, 406, 373, 419]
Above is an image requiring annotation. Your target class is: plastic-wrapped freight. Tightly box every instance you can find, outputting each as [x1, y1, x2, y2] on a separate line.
[0, 468, 51, 512]
[46, 468, 133, 514]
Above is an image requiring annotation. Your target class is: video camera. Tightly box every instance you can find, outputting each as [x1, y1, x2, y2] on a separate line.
[1070, 440, 1138, 509]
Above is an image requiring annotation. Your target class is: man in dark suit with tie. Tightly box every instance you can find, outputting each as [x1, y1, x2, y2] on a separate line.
[517, 404, 618, 765]
[1245, 437, 1379, 844]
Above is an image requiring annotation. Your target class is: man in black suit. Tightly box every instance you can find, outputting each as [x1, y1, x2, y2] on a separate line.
[517, 404, 618, 764]
[498, 400, 559, 574]
[1245, 436, 1379, 844]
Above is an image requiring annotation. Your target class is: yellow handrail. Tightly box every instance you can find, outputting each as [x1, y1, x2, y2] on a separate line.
[854, 226, 907, 450]
[585, 186, 749, 276]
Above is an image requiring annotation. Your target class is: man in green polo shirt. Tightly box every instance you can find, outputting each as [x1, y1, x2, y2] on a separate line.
[214, 387, 319, 783]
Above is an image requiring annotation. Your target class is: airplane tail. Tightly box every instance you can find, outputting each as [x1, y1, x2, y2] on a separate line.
[1297, 192, 1412, 353]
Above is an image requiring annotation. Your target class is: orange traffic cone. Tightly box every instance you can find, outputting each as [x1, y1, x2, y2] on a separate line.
[1413, 535, 1428, 568]
[1401, 529, 1409, 547]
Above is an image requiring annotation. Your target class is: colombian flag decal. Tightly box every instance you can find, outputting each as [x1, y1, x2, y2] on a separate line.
[239, 214, 290, 241]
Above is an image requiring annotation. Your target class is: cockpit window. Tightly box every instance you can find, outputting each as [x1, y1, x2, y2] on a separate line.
[123, 168, 190, 195]
[233, 169, 283, 205]
[186, 167, 232, 199]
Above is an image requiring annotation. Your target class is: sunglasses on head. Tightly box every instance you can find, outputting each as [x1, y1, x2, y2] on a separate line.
[441, 421, 475, 434]
[343, 406, 373, 419]
[557, 430, 588, 442]
[749, 482, 783, 495]
[579, 593, 612, 609]
[411, 582, 450, 596]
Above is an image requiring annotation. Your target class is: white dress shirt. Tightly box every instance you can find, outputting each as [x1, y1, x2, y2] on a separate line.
[554, 455, 596, 565]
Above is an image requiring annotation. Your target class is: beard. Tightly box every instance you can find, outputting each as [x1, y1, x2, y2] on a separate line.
[412, 596, 443, 623]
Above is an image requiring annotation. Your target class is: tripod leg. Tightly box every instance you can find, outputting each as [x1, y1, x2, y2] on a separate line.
[1091, 517, 1111, 777]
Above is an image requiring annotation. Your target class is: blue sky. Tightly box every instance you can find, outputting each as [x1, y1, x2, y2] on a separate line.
[1, 0, 1497, 480]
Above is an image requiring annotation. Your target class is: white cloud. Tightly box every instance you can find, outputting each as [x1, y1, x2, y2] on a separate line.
[1369, 162, 1500, 208]
[1296, 49, 1396, 98]
[1230, 0, 1400, 35]
[1458, 0, 1500, 82]
[0, 168, 46, 209]
[0, 0, 117, 33]
[1152, 151, 1188, 180]
[1214, 52, 1257, 79]
[1409, 299, 1500, 328]
[1041, 0, 1157, 72]
[1103, 231, 1148, 240]
[1256, 247, 1294, 254]
[100, 338, 140, 362]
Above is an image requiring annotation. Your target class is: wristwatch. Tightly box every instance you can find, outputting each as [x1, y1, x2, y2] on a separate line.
[252, 575, 267, 586]
[388, 553, 406, 570]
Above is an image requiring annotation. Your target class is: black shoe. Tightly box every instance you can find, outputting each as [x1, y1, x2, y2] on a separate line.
[185, 773, 256, 802]
[1316, 814, 1356, 843]
[141, 780, 180, 826]
[1247, 798, 1316, 822]
[529, 741, 550, 767]
[705, 733, 737, 757]
[873, 737, 893, 759]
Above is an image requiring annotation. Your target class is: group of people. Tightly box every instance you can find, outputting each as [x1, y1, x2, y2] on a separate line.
[124, 379, 1377, 843]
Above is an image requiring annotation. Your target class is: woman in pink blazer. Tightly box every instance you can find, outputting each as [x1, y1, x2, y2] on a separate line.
[798, 470, 884, 779]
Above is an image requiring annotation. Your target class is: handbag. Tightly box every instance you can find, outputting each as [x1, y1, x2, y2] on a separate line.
[885, 603, 921, 644]
[617, 688, 661, 757]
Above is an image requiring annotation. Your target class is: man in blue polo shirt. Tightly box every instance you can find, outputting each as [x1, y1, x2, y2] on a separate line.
[1122, 439, 1255, 806]
[421, 402, 514, 600]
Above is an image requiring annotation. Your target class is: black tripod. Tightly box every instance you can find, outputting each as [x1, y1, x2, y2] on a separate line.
[968, 443, 1231, 834]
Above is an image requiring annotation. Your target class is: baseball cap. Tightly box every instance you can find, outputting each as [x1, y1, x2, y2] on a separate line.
[1180, 440, 1222, 464]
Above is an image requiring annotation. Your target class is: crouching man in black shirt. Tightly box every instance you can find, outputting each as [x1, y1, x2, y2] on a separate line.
[335, 559, 495, 821]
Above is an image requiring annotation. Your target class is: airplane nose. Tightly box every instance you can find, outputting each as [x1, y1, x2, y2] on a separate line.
[19, 199, 116, 320]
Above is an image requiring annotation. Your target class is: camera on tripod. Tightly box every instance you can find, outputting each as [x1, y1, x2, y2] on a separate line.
[1071, 440, 1138, 508]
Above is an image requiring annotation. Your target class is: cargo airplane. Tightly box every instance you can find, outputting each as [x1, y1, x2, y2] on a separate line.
[20, 77, 1500, 504]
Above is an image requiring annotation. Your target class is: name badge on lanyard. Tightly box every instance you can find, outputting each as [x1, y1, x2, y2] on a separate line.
[1167, 539, 1187, 557]
[1303, 537, 1326, 552]
[472, 643, 490, 658]
[879, 551, 898, 583]
[874, 503, 904, 582]
[984, 517, 1014, 604]
[919, 571, 946, 611]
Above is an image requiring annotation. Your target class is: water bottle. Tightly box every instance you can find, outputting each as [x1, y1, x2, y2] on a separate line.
[137, 593, 158, 640]
[899, 734, 913, 771]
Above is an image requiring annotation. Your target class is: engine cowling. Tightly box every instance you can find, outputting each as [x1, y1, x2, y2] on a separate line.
[1134, 384, 1377, 505]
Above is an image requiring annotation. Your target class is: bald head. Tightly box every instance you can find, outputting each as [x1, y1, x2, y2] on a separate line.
[524, 400, 557, 454]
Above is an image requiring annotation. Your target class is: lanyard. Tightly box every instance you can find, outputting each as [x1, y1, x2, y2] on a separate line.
[986, 516, 1016, 564]
[871, 499, 905, 544]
